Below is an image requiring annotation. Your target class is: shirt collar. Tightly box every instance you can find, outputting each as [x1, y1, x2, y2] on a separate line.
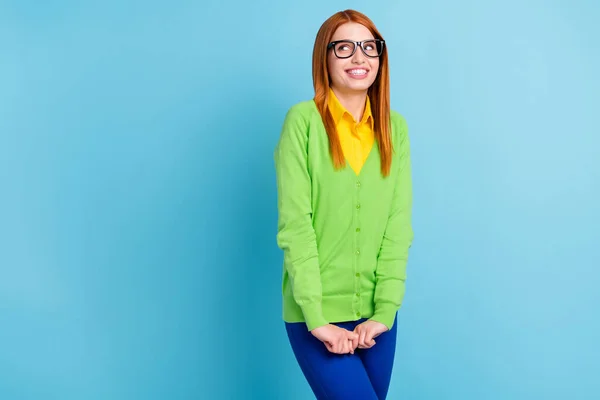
[328, 87, 374, 129]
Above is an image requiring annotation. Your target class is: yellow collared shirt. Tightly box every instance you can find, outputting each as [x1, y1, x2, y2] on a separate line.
[327, 88, 375, 175]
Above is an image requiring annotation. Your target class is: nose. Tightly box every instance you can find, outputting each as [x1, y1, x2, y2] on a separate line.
[351, 45, 366, 64]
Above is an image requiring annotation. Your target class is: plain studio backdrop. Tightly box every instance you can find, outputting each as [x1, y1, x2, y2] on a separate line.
[1, 0, 598, 399]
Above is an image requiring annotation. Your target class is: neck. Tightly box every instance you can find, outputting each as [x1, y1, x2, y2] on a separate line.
[331, 87, 368, 122]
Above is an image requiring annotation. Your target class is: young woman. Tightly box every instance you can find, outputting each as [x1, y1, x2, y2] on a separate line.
[274, 9, 414, 400]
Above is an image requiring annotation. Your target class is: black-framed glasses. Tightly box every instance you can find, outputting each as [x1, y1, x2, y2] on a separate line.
[327, 39, 385, 59]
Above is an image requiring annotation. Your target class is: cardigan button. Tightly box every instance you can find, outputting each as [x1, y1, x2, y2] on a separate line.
[356, 204, 361, 209]
[356, 181, 361, 188]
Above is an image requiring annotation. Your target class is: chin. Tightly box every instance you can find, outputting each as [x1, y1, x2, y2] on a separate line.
[346, 82, 373, 92]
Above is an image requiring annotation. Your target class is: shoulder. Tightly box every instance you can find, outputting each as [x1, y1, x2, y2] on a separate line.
[277, 100, 319, 147]
[283, 99, 318, 124]
[279, 100, 319, 138]
[389, 110, 411, 169]
[390, 110, 408, 137]
[390, 109, 409, 146]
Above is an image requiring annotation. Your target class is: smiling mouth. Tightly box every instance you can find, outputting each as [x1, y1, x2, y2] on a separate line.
[346, 68, 369, 76]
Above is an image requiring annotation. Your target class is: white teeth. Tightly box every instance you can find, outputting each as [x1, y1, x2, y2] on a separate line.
[348, 69, 367, 75]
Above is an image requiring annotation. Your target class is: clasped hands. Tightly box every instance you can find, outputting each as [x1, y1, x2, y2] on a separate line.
[311, 320, 388, 354]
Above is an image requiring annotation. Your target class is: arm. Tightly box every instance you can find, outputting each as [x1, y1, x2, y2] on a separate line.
[274, 106, 328, 331]
[369, 117, 414, 330]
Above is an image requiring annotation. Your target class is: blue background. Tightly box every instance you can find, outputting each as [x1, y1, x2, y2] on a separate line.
[1, 0, 598, 399]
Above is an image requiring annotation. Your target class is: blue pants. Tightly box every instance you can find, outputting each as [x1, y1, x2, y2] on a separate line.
[285, 313, 397, 400]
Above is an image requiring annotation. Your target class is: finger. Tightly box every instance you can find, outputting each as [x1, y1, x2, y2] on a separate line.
[332, 335, 342, 354]
[342, 335, 350, 354]
[343, 338, 351, 354]
[353, 325, 361, 339]
[357, 327, 367, 349]
[347, 330, 358, 352]
[367, 337, 376, 348]
[340, 339, 347, 354]
[364, 340, 375, 349]
[325, 341, 334, 353]
[348, 337, 355, 354]
[359, 328, 367, 347]
[336, 336, 345, 354]
[329, 341, 338, 354]
[350, 334, 359, 352]
[364, 328, 375, 348]
[340, 333, 350, 354]
[327, 339, 339, 353]
[345, 336, 353, 354]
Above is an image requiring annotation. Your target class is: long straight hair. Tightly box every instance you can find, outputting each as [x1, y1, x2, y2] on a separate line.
[312, 9, 392, 176]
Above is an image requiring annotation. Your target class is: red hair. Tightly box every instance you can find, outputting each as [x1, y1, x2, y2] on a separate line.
[312, 9, 392, 176]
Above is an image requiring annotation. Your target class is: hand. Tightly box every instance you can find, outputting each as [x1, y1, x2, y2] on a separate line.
[311, 324, 359, 354]
[353, 320, 388, 349]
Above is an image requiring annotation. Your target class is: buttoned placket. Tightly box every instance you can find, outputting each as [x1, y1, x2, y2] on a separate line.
[353, 174, 362, 318]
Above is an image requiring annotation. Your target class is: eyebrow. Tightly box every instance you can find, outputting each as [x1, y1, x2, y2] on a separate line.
[330, 38, 376, 42]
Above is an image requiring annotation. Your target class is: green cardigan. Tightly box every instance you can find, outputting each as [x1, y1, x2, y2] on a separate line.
[274, 99, 413, 331]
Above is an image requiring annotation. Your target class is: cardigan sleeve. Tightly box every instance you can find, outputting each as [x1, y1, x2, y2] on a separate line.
[274, 106, 328, 331]
[369, 114, 414, 330]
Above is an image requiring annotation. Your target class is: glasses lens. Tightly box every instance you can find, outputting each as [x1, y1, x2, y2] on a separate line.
[334, 41, 356, 58]
[362, 40, 382, 57]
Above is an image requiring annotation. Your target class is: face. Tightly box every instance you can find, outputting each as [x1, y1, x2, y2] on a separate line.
[327, 22, 380, 95]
